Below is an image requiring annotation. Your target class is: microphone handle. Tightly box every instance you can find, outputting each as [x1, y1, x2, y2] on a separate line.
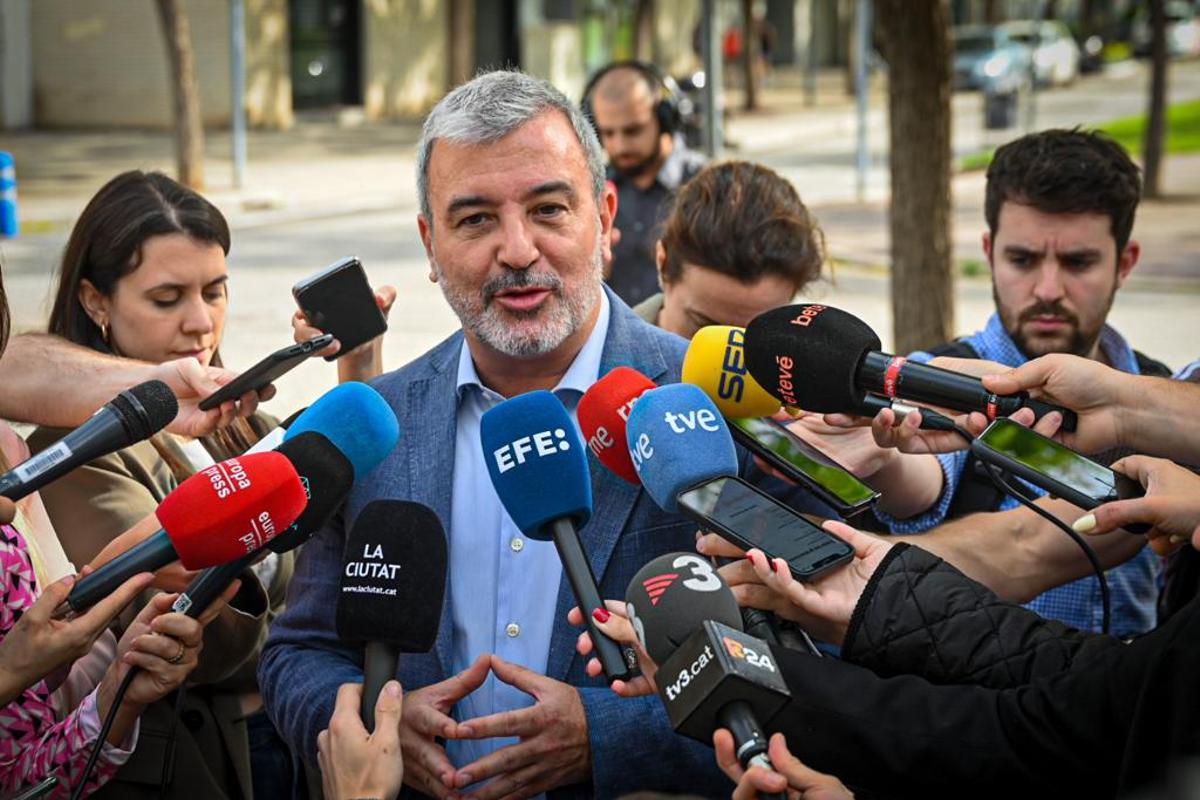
[0, 407, 130, 501]
[861, 352, 991, 412]
[173, 552, 257, 618]
[362, 640, 400, 732]
[67, 532, 177, 613]
[717, 700, 785, 800]
[999, 394, 1079, 432]
[549, 517, 635, 683]
[710, 553, 783, 647]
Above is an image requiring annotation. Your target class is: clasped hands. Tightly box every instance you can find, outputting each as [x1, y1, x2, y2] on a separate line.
[399, 654, 591, 800]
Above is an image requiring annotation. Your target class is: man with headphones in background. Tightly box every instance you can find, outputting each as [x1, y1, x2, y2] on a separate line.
[583, 61, 707, 307]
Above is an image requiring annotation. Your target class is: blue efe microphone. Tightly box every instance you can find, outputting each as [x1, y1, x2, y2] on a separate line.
[625, 383, 738, 513]
[480, 390, 635, 683]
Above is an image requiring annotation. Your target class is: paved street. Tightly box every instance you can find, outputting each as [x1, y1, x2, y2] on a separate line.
[1, 59, 1197, 418]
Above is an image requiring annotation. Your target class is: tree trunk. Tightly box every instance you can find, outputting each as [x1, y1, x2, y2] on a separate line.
[155, 0, 204, 190]
[984, 0, 1004, 25]
[1143, 0, 1168, 198]
[634, 0, 656, 62]
[742, 0, 759, 110]
[449, 0, 476, 87]
[877, 0, 954, 353]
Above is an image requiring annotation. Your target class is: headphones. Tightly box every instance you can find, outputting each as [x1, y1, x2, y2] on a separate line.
[581, 60, 683, 137]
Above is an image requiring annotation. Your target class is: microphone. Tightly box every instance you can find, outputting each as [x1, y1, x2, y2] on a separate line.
[1, 380, 178, 501]
[681, 326, 780, 418]
[335, 500, 447, 731]
[625, 384, 739, 514]
[172, 432, 356, 618]
[743, 304, 1077, 431]
[480, 390, 636, 683]
[626, 552, 790, 798]
[578, 366, 658, 484]
[62, 451, 308, 615]
[245, 381, 400, 466]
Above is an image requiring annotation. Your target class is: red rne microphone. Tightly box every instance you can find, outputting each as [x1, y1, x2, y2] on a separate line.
[578, 367, 657, 484]
[63, 451, 308, 615]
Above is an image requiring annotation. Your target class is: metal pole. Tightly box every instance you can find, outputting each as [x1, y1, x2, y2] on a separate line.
[701, 0, 723, 158]
[1026, 0, 1044, 132]
[804, 0, 817, 107]
[230, 0, 247, 189]
[853, 0, 869, 201]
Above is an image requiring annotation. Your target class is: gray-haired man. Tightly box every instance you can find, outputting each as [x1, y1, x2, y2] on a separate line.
[261, 71, 731, 799]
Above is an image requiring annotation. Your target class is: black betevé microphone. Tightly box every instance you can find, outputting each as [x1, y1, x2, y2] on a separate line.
[336, 500, 447, 731]
[743, 304, 1077, 431]
[2, 380, 178, 501]
[626, 552, 790, 799]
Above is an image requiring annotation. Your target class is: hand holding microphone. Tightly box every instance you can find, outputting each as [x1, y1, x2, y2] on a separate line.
[715, 731, 853, 800]
[317, 681, 406, 800]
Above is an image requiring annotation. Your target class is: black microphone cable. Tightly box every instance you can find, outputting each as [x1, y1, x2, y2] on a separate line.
[69, 669, 137, 800]
[918, 408, 1112, 635]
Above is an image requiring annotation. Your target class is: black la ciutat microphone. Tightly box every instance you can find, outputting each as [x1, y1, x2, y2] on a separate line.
[336, 500, 447, 731]
[1, 380, 178, 500]
[480, 390, 637, 683]
[744, 304, 1077, 432]
[626, 552, 789, 800]
[173, 431, 355, 618]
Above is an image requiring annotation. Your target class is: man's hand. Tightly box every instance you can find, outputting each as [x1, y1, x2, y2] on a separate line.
[454, 655, 591, 799]
[715, 731, 854, 800]
[710, 522, 893, 647]
[155, 357, 272, 438]
[399, 654, 491, 799]
[568, 600, 658, 698]
[292, 285, 397, 384]
[1074, 455, 1200, 554]
[318, 681, 406, 800]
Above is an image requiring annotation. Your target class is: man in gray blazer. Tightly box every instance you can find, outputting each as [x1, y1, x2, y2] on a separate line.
[260, 71, 739, 798]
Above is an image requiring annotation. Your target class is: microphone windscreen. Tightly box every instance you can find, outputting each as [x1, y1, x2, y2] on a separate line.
[159, 451, 308, 569]
[336, 500, 447, 652]
[578, 367, 657, 484]
[267, 431, 354, 553]
[625, 384, 737, 513]
[744, 304, 881, 413]
[284, 382, 399, 478]
[682, 326, 781, 418]
[113, 380, 179, 442]
[480, 390, 592, 541]
[625, 551, 744, 664]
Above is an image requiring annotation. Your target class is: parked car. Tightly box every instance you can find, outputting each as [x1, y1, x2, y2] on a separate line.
[1003, 20, 1082, 85]
[1132, 0, 1200, 58]
[952, 25, 1033, 93]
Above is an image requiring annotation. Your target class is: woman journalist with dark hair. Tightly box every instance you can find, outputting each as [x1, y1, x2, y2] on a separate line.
[27, 171, 300, 800]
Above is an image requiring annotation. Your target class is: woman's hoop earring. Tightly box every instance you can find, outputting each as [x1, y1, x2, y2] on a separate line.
[99, 321, 109, 344]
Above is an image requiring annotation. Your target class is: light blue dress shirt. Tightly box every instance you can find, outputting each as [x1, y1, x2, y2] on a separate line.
[446, 292, 611, 776]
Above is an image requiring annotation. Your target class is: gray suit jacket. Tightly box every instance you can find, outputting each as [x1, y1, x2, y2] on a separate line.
[261, 289, 734, 797]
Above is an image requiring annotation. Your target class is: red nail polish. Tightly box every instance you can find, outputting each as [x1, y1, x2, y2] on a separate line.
[768, 558, 779, 573]
[746, 552, 758, 567]
[593, 608, 611, 624]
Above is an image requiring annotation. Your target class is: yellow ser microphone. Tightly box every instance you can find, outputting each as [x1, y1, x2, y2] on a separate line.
[682, 326, 782, 418]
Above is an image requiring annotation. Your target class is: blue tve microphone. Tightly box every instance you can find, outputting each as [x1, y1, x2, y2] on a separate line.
[480, 390, 635, 683]
[625, 384, 797, 653]
[625, 383, 738, 513]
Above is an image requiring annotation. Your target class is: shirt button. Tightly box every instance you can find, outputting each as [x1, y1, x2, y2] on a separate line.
[510, 537, 524, 552]
[506, 623, 521, 638]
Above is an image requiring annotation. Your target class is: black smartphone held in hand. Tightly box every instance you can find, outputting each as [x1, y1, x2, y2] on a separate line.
[971, 418, 1149, 532]
[729, 417, 880, 517]
[676, 475, 855, 581]
[293, 256, 388, 361]
[198, 334, 333, 411]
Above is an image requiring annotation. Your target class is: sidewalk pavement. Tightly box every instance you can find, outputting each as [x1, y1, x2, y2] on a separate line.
[3, 64, 1198, 289]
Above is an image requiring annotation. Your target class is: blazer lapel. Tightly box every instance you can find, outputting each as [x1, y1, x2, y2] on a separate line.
[545, 289, 676, 681]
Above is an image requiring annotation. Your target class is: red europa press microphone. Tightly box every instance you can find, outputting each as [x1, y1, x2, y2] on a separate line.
[60, 451, 308, 616]
[578, 366, 658, 485]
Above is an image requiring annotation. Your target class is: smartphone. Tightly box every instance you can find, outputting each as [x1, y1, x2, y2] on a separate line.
[293, 256, 388, 361]
[729, 417, 880, 516]
[676, 475, 855, 581]
[198, 334, 333, 411]
[8, 778, 58, 800]
[971, 418, 1148, 530]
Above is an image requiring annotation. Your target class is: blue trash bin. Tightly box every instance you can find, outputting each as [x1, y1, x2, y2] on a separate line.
[0, 152, 17, 238]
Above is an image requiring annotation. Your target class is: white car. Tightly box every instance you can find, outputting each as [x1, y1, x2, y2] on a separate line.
[1003, 20, 1082, 86]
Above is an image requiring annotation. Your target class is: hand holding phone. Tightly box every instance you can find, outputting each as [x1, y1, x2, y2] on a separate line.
[197, 335, 332, 411]
[293, 257, 389, 362]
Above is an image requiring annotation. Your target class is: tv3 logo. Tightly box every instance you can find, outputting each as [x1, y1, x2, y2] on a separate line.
[641, 555, 722, 605]
[493, 428, 572, 474]
[722, 636, 777, 673]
